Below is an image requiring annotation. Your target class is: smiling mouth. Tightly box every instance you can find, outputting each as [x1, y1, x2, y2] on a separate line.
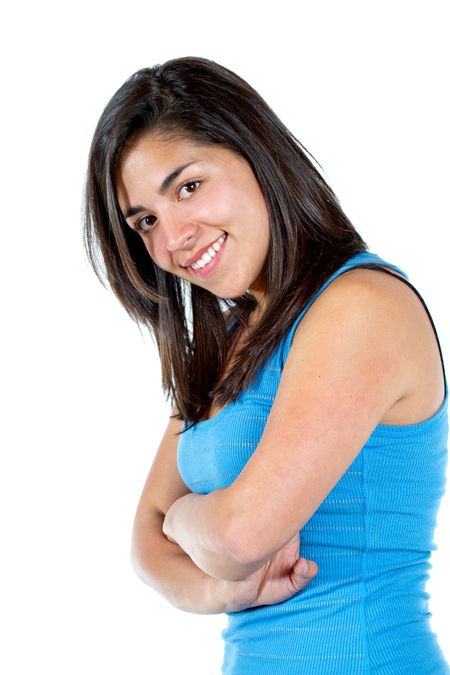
[188, 234, 227, 270]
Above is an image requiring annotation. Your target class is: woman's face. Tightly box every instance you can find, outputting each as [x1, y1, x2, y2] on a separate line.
[116, 133, 271, 303]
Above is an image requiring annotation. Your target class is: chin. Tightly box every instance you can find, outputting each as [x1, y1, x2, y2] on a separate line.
[216, 284, 252, 300]
[189, 278, 249, 300]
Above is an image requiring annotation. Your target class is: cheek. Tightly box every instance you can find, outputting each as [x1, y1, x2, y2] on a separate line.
[142, 235, 170, 271]
[206, 183, 236, 220]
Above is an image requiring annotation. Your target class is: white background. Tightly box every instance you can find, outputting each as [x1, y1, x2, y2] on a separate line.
[1, 1, 449, 673]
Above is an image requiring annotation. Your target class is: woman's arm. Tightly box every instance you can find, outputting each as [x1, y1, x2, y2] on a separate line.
[133, 508, 228, 614]
[131, 417, 228, 613]
[162, 489, 267, 580]
[162, 269, 441, 575]
[132, 417, 317, 611]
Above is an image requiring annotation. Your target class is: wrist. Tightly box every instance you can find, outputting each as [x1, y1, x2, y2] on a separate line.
[204, 575, 233, 615]
[211, 577, 242, 614]
[174, 573, 230, 615]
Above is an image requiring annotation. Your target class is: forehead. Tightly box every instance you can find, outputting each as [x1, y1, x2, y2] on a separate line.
[116, 134, 194, 207]
[119, 133, 233, 177]
[116, 133, 249, 207]
[124, 132, 196, 162]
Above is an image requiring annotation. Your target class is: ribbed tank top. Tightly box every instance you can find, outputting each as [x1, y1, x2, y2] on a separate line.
[177, 251, 449, 674]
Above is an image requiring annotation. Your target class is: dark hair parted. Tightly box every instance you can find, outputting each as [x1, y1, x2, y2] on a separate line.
[84, 56, 367, 425]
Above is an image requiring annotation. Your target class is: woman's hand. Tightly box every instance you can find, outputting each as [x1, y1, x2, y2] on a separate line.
[222, 532, 318, 613]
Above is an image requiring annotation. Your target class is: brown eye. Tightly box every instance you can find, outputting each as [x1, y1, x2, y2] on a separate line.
[136, 215, 157, 233]
[177, 180, 200, 200]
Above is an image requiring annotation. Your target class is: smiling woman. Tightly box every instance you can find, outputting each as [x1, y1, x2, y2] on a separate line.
[115, 135, 270, 301]
[83, 57, 449, 674]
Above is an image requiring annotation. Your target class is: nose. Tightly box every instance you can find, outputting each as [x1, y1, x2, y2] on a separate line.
[163, 210, 198, 252]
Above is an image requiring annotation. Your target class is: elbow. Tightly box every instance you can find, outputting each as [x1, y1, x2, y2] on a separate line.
[216, 491, 273, 574]
[130, 515, 161, 587]
[221, 515, 267, 574]
[130, 535, 151, 585]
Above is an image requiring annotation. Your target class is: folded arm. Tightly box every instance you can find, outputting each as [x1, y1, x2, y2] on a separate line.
[163, 270, 417, 578]
[132, 417, 316, 610]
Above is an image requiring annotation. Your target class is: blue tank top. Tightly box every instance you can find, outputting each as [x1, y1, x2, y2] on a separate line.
[177, 252, 449, 674]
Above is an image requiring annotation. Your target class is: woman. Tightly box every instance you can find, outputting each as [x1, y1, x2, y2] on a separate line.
[84, 57, 448, 673]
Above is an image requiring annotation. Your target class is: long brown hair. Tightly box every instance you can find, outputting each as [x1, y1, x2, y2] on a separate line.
[84, 56, 367, 424]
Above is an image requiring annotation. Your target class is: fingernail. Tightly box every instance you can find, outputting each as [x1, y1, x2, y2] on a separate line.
[299, 558, 310, 575]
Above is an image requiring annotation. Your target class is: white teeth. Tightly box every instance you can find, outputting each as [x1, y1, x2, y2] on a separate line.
[190, 235, 226, 270]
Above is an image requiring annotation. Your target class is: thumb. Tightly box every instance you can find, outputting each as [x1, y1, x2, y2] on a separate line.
[293, 557, 318, 580]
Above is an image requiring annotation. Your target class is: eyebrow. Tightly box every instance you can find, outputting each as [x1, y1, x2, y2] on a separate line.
[123, 161, 197, 220]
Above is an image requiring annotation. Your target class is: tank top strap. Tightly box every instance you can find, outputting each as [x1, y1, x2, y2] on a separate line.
[280, 251, 447, 396]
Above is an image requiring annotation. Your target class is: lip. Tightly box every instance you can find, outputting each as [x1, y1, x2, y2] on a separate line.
[182, 234, 227, 269]
[187, 234, 227, 279]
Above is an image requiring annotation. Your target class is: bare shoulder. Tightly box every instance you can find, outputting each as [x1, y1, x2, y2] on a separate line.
[291, 266, 445, 425]
[304, 265, 422, 320]
[225, 265, 445, 560]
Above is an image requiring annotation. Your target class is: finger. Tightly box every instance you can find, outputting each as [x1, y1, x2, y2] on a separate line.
[294, 557, 318, 579]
